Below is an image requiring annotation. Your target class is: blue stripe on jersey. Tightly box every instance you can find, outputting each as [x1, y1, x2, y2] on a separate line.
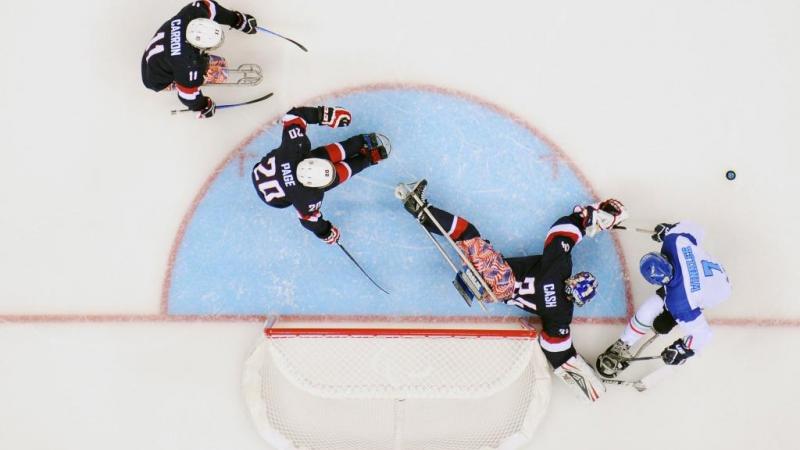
[662, 234, 702, 322]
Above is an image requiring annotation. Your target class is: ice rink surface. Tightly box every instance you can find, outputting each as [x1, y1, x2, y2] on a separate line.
[2, 1, 799, 449]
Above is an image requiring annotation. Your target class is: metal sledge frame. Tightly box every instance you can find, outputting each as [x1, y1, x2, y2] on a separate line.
[600, 333, 663, 391]
[214, 64, 263, 86]
[399, 183, 498, 312]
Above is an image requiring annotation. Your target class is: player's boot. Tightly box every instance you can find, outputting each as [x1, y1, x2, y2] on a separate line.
[395, 179, 429, 223]
[361, 133, 391, 165]
[596, 339, 632, 378]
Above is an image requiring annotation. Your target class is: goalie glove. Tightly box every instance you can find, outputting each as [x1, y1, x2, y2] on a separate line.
[318, 106, 352, 128]
[661, 338, 695, 365]
[574, 198, 628, 237]
[553, 355, 606, 403]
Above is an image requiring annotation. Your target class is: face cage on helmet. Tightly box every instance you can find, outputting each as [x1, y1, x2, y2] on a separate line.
[565, 274, 597, 307]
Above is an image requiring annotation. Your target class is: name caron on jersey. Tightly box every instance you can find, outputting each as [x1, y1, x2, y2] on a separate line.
[544, 283, 557, 308]
[170, 19, 182, 56]
[281, 163, 296, 186]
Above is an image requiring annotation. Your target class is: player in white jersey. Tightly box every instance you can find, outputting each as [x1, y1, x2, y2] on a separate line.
[596, 221, 732, 378]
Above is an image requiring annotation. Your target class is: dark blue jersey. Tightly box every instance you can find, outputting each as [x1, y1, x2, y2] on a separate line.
[140, 1, 241, 110]
[251, 108, 335, 238]
[504, 213, 586, 367]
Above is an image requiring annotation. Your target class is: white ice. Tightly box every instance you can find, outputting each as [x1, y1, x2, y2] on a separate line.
[1, 1, 799, 449]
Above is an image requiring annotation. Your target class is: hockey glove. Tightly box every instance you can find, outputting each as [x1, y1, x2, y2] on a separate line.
[321, 225, 340, 245]
[197, 98, 216, 119]
[651, 223, 676, 243]
[235, 12, 258, 34]
[574, 198, 627, 237]
[599, 199, 625, 217]
[318, 106, 352, 128]
[661, 339, 695, 365]
[595, 198, 628, 229]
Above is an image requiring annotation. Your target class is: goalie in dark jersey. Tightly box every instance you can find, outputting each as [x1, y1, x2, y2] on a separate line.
[141, 1, 258, 118]
[398, 180, 628, 402]
[252, 106, 390, 244]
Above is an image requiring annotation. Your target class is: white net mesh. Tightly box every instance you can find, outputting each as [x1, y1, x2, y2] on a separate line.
[243, 328, 551, 450]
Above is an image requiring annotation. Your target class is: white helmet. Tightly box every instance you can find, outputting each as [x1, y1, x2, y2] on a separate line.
[297, 158, 336, 188]
[186, 18, 225, 50]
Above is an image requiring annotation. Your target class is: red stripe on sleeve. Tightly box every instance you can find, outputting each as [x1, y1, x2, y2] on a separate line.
[283, 117, 307, 130]
[544, 231, 580, 247]
[540, 330, 570, 344]
[175, 83, 199, 94]
[298, 211, 321, 222]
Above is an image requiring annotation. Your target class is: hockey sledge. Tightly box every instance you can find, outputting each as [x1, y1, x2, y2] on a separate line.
[600, 334, 665, 391]
[395, 181, 495, 312]
[217, 63, 263, 86]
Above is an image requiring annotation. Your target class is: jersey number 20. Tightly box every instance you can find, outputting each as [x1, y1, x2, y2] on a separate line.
[253, 157, 286, 202]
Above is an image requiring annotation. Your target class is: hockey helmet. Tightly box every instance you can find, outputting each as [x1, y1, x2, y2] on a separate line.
[186, 18, 225, 50]
[565, 271, 598, 307]
[297, 158, 336, 188]
[639, 252, 673, 285]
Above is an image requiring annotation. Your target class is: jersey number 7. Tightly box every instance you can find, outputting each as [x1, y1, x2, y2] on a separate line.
[701, 260, 724, 277]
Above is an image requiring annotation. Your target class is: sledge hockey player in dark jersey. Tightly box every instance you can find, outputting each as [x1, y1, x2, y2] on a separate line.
[398, 180, 628, 402]
[252, 106, 390, 244]
[141, 1, 258, 118]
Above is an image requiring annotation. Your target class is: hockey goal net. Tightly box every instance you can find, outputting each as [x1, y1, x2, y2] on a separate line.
[242, 319, 551, 450]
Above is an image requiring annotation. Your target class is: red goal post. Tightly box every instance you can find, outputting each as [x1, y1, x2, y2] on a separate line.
[242, 318, 552, 450]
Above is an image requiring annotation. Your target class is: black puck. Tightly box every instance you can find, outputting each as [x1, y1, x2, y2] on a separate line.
[726, 170, 736, 180]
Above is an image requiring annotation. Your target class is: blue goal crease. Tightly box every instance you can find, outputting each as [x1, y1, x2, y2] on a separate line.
[167, 88, 628, 319]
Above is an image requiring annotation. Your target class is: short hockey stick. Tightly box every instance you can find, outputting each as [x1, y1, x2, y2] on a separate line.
[336, 242, 390, 295]
[612, 224, 652, 234]
[256, 26, 308, 52]
[602, 363, 672, 392]
[170, 92, 274, 115]
[624, 355, 662, 362]
[601, 378, 647, 391]
[633, 333, 658, 357]
[600, 334, 660, 391]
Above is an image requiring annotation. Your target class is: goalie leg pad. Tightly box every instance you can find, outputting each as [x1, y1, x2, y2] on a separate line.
[554, 355, 606, 403]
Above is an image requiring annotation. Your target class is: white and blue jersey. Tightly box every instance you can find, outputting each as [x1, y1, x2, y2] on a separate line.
[661, 222, 732, 351]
